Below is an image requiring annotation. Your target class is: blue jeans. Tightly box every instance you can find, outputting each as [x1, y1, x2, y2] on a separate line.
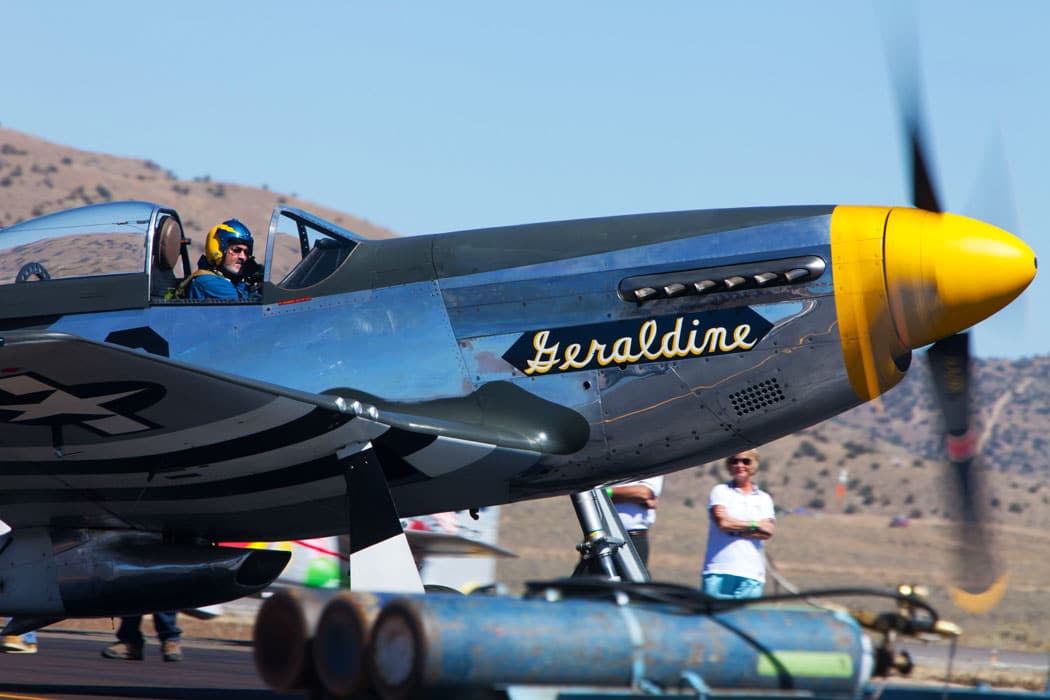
[117, 612, 181, 644]
[702, 573, 764, 599]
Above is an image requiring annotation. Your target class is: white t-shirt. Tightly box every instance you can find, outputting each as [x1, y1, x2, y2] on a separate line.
[614, 476, 664, 532]
[701, 481, 775, 582]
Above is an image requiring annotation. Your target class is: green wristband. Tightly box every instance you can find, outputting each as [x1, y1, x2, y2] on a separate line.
[606, 487, 614, 497]
[749, 520, 757, 532]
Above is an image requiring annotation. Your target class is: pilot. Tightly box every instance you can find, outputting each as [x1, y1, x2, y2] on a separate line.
[178, 218, 261, 300]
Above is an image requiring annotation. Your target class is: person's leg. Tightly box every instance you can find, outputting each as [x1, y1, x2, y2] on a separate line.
[152, 612, 181, 642]
[702, 573, 731, 599]
[116, 616, 145, 645]
[103, 616, 145, 659]
[154, 612, 184, 662]
[2, 618, 36, 653]
[730, 576, 765, 599]
[628, 530, 650, 566]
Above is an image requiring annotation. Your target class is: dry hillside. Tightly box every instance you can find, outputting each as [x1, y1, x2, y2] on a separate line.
[0, 127, 396, 257]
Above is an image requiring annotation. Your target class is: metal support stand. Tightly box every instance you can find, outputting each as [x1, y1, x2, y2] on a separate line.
[570, 487, 651, 583]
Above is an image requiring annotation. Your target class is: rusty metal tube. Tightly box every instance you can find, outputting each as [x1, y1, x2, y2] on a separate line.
[252, 588, 334, 693]
[311, 591, 399, 698]
[367, 594, 871, 700]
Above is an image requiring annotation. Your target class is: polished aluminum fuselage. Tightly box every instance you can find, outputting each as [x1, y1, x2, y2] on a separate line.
[27, 205, 854, 536]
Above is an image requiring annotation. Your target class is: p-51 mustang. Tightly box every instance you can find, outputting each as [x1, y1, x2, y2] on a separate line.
[0, 184, 1034, 631]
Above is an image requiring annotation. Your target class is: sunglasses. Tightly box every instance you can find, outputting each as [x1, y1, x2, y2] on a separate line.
[727, 457, 752, 466]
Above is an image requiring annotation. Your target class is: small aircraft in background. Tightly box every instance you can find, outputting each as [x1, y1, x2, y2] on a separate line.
[216, 506, 512, 602]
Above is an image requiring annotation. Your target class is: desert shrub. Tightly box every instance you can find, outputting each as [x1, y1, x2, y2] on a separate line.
[844, 441, 872, 458]
[794, 440, 823, 460]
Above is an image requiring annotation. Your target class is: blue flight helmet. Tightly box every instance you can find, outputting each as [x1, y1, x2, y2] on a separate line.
[205, 218, 254, 267]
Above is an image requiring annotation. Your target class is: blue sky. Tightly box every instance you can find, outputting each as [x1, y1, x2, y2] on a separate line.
[2, 2, 1047, 358]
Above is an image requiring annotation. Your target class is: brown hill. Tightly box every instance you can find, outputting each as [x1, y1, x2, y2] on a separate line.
[0, 127, 396, 256]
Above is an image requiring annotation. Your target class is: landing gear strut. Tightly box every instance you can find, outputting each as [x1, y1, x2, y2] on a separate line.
[570, 487, 650, 582]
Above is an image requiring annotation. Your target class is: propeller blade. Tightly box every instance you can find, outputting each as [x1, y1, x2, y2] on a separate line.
[926, 333, 1007, 613]
[880, 0, 942, 214]
[907, 122, 942, 214]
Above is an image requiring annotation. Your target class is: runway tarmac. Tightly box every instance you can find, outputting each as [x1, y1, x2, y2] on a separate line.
[0, 628, 298, 700]
[1, 617, 1045, 700]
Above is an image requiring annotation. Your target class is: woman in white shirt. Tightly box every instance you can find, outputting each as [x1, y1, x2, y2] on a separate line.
[701, 449, 775, 599]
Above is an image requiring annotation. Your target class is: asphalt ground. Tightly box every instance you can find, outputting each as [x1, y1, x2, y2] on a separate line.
[0, 627, 298, 700]
[0, 611, 1046, 700]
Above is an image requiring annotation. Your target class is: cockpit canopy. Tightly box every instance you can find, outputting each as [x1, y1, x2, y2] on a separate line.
[0, 201, 365, 318]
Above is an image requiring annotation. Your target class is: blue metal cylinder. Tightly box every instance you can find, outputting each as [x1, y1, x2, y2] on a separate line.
[368, 594, 871, 700]
[312, 591, 401, 698]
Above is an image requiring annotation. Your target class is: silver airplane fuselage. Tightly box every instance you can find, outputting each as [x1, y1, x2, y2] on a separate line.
[0, 200, 1033, 546]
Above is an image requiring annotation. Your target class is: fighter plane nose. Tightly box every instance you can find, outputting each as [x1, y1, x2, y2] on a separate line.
[830, 205, 1036, 403]
[883, 208, 1036, 349]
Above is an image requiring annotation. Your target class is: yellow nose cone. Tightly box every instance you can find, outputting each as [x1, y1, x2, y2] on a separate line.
[884, 208, 1037, 349]
[831, 205, 1036, 403]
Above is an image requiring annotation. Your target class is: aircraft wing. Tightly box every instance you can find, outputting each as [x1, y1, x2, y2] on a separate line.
[0, 331, 585, 537]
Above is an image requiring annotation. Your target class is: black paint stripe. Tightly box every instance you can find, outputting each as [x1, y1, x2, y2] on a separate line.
[371, 427, 437, 458]
[0, 407, 353, 475]
[0, 447, 429, 507]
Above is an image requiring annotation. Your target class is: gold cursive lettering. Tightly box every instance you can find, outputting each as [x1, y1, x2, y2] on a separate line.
[524, 330, 561, 375]
[660, 317, 685, 358]
[519, 316, 758, 374]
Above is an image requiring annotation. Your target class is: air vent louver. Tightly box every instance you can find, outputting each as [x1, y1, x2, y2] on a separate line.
[728, 378, 785, 416]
